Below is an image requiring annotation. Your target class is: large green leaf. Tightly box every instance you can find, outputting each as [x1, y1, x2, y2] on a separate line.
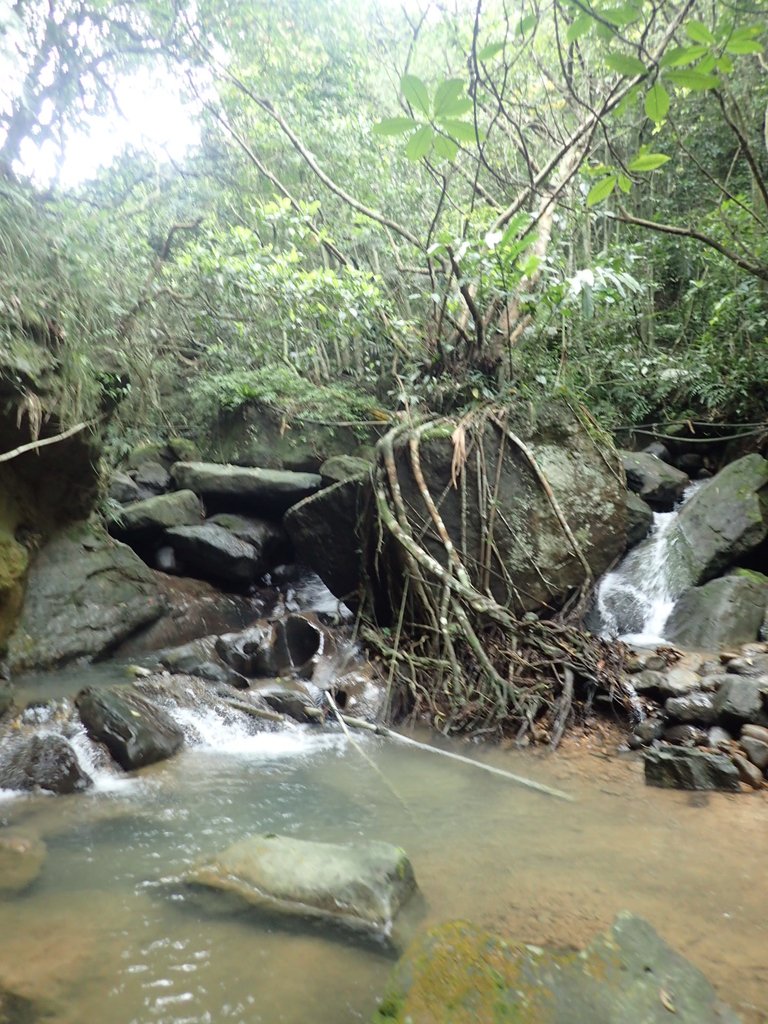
[401, 74, 430, 116]
[644, 81, 669, 122]
[628, 151, 670, 171]
[372, 117, 418, 136]
[433, 134, 459, 161]
[435, 98, 473, 120]
[684, 20, 715, 45]
[434, 79, 466, 117]
[660, 44, 709, 67]
[666, 69, 720, 90]
[724, 37, 763, 54]
[477, 42, 504, 60]
[601, 6, 641, 27]
[517, 13, 537, 35]
[587, 175, 617, 207]
[440, 119, 478, 143]
[605, 53, 646, 76]
[404, 124, 434, 160]
[566, 14, 593, 42]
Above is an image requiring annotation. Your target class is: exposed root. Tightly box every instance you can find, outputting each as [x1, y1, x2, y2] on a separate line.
[362, 407, 631, 746]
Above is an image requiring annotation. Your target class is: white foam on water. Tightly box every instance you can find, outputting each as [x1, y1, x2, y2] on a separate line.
[595, 482, 702, 644]
[63, 724, 142, 795]
[169, 705, 349, 759]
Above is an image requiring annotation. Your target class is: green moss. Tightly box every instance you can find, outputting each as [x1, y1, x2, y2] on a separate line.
[732, 568, 768, 585]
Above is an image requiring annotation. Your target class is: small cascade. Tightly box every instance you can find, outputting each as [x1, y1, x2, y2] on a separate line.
[594, 483, 700, 646]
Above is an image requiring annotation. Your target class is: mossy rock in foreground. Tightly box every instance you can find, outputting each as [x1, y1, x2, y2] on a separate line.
[373, 914, 740, 1023]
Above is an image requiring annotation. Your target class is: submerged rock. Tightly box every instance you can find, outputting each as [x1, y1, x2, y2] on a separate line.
[75, 685, 184, 771]
[373, 913, 741, 1023]
[644, 746, 740, 791]
[0, 734, 91, 794]
[187, 833, 417, 938]
[0, 831, 46, 892]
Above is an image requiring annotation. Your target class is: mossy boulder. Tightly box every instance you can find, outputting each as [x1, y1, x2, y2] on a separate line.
[108, 489, 204, 540]
[669, 454, 768, 585]
[665, 575, 768, 650]
[7, 521, 167, 672]
[374, 914, 740, 1023]
[170, 462, 321, 516]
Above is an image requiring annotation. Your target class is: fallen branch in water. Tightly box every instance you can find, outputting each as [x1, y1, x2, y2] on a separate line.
[338, 713, 574, 802]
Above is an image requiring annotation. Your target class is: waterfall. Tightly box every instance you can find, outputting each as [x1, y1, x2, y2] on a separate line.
[593, 483, 700, 646]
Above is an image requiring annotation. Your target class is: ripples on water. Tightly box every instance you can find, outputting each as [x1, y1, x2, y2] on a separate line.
[0, 678, 766, 1023]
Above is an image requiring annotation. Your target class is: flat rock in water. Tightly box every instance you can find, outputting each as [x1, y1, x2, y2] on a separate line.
[75, 685, 184, 771]
[373, 913, 741, 1023]
[187, 833, 416, 938]
[171, 462, 321, 516]
[620, 450, 689, 510]
[644, 746, 740, 791]
[0, 831, 46, 892]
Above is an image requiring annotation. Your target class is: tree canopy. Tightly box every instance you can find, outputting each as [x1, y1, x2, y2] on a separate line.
[0, 0, 766, 436]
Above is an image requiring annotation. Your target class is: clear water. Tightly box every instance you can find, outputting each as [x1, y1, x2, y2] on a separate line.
[595, 484, 700, 646]
[0, 681, 766, 1023]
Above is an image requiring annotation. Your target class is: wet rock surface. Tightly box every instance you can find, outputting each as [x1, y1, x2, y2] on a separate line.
[621, 450, 690, 510]
[75, 685, 184, 771]
[625, 490, 654, 549]
[665, 576, 768, 650]
[373, 913, 741, 1023]
[0, 733, 91, 794]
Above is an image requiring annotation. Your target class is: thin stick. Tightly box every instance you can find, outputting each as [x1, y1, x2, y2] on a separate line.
[0, 419, 96, 463]
[339, 713, 573, 802]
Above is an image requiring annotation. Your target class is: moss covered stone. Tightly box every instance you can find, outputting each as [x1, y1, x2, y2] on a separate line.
[374, 915, 741, 1023]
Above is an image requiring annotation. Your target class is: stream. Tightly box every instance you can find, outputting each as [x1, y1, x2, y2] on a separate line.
[1, 665, 766, 1024]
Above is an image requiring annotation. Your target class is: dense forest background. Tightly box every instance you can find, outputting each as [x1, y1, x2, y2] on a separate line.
[0, 0, 766, 458]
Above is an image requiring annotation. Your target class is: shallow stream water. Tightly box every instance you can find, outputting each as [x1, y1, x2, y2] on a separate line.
[1, 670, 767, 1024]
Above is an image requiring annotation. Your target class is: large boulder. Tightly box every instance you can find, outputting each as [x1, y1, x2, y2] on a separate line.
[0, 734, 91, 794]
[621, 450, 690, 510]
[108, 489, 203, 540]
[289, 404, 626, 618]
[669, 454, 768, 585]
[170, 462, 321, 516]
[625, 490, 654, 549]
[7, 521, 167, 672]
[75, 685, 184, 771]
[164, 523, 264, 589]
[373, 914, 741, 1023]
[186, 833, 417, 938]
[285, 476, 370, 608]
[206, 513, 292, 573]
[664, 575, 768, 649]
